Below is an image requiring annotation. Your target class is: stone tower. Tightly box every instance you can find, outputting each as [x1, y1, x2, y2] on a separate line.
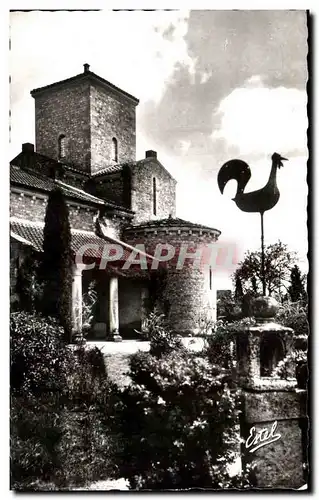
[124, 220, 221, 332]
[31, 63, 139, 175]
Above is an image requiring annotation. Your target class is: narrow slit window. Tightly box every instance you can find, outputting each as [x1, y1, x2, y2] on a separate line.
[112, 137, 118, 162]
[209, 267, 212, 290]
[152, 177, 157, 215]
[58, 134, 66, 160]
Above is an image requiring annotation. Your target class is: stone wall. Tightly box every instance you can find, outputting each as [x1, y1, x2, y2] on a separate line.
[94, 171, 126, 207]
[10, 191, 46, 222]
[241, 391, 305, 488]
[98, 215, 125, 240]
[162, 266, 213, 333]
[123, 228, 218, 333]
[10, 190, 97, 231]
[92, 157, 176, 217]
[68, 206, 97, 231]
[90, 84, 136, 175]
[33, 81, 91, 172]
[130, 158, 176, 224]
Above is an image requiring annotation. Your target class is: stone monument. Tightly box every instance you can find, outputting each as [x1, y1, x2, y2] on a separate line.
[236, 296, 307, 488]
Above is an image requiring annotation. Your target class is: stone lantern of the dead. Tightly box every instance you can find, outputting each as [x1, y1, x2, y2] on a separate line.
[235, 296, 307, 489]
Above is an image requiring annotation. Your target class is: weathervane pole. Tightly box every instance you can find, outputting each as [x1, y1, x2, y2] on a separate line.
[260, 212, 266, 296]
[217, 152, 288, 299]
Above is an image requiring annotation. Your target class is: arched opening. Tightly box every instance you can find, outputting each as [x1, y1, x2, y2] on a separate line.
[152, 177, 157, 215]
[112, 137, 118, 162]
[260, 332, 285, 377]
[58, 134, 66, 160]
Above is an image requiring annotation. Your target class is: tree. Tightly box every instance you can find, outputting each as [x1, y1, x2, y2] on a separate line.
[288, 265, 307, 303]
[217, 290, 238, 321]
[38, 188, 73, 341]
[115, 320, 250, 490]
[233, 241, 297, 299]
[234, 276, 244, 302]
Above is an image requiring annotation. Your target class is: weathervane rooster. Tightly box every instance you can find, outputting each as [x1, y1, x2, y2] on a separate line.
[217, 152, 288, 295]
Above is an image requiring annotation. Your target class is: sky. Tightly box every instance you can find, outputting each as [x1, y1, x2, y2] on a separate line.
[9, 9, 308, 290]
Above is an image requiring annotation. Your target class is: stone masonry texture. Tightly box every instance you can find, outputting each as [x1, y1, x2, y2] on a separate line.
[10, 191, 96, 231]
[241, 390, 305, 489]
[236, 319, 306, 489]
[33, 80, 136, 176]
[34, 81, 91, 172]
[15, 66, 221, 339]
[91, 158, 176, 216]
[93, 172, 126, 207]
[90, 84, 136, 174]
[130, 158, 176, 224]
[123, 229, 218, 333]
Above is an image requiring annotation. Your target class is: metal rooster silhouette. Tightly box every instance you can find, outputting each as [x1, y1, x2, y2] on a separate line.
[217, 152, 288, 295]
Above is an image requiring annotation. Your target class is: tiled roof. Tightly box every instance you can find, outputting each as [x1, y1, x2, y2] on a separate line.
[30, 68, 139, 105]
[11, 150, 90, 179]
[11, 166, 55, 193]
[10, 219, 156, 264]
[10, 219, 105, 258]
[91, 164, 124, 177]
[56, 180, 114, 205]
[92, 158, 176, 182]
[10, 164, 132, 213]
[126, 217, 221, 234]
[10, 165, 105, 205]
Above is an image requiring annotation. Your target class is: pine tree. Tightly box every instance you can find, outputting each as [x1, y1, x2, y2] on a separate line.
[39, 188, 73, 342]
[288, 265, 306, 303]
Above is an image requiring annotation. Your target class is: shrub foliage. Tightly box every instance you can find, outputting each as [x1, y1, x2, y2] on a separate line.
[114, 317, 250, 490]
[10, 312, 117, 490]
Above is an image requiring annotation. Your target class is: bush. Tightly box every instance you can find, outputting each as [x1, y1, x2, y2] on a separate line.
[10, 312, 67, 395]
[203, 318, 256, 371]
[10, 393, 62, 491]
[115, 325, 250, 490]
[273, 301, 308, 386]
[10, 312, 118, 490]
[138, 311, 184, 357]
[64, 346, 108, 404]
[55, 346, 120, 487]
[275, 300, 309, 337]
[10, 313, 67, 489]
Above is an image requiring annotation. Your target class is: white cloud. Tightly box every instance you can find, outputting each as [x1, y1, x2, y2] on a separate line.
[212, 77, 308, 158]
[200, 71, 211, 84]
[9, 10, 194, 157]
[210, 77, 308, 275]
[8, 15, 308, 289]
[177, 139, 191, 155]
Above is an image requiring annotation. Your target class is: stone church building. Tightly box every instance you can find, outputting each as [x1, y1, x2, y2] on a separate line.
[10, 64, 221, 340]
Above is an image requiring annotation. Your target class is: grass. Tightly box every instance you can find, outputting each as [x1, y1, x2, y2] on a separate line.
[104, 353, 132, 388]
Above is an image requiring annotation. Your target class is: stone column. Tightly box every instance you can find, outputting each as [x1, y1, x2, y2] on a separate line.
[72, 264, 83, 333]
[109, 276, 122, 342]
